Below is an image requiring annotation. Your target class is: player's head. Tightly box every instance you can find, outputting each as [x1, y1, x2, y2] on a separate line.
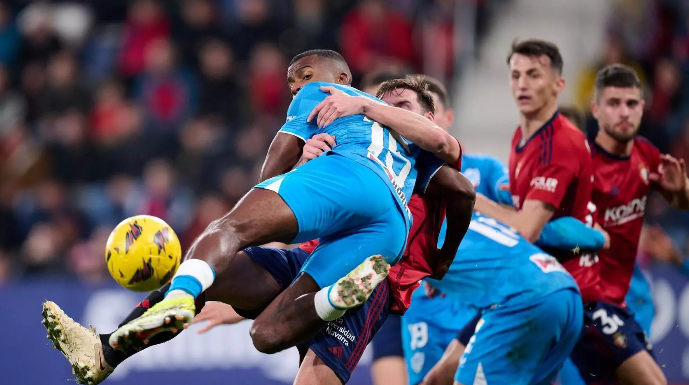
[287, 49, 352, 97]
[419, 75, 454, 130]
[591, 64, 644, 143]
[377, 75, 435, 120]
[559, 105, 585, 132]
[360, 71, 404, 96]
[507, 39, 565, 116]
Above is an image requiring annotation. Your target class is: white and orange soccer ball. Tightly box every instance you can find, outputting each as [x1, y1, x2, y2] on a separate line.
[105, 215, 182, 292]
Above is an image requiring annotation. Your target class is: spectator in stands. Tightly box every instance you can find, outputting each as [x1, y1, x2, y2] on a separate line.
[197, 39, 245, 124]
[0, 2, 20, 68]
[118, 0, 170, 81]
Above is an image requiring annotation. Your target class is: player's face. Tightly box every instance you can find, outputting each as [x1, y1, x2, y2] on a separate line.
[286, 56, 347, 97]
[592, 86, 644, 143]
[381, 88, 434, 121]
[429, 92, 453, 130]
[509, 54, 564, 115]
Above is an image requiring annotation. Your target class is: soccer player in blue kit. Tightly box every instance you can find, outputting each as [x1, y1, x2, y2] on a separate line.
[40, 50, 475, 385]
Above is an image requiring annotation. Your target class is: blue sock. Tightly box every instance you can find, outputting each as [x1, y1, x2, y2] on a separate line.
[167, 276, 204, 298]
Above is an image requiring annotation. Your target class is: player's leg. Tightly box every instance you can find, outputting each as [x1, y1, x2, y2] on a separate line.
[42, 247, 303, 384]
[371, 315, 407, 385]
[250, 189, 406, 353]
[294, 349, 345, 385]
[569, 302, 665, 385]
[294, 280, 392, 384]
[454, 288, 583, 385]
[111, 155, 404, 350]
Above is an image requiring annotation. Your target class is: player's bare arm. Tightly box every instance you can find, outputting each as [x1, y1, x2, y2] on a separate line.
[260, 132, 305, 182]
[651, 154, 689, 210]
[423, 165, 475, 279]
[474, 194, 555, 243]
[308, 85, 461, 164]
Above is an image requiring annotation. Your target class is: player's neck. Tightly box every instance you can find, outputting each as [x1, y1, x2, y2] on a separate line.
[519, 102, 558, 141]
[595, 131, 634, 157]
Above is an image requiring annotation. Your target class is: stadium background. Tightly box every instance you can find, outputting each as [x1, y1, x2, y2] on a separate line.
[1, 0, 689, 384]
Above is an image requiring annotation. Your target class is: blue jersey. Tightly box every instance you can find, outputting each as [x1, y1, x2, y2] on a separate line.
[429, 212, 578, 309]
[460, 154, 512, 204]
[280, 82, 443, 227]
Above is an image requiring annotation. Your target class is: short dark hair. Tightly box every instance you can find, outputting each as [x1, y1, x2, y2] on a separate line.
[360, 71, 404, 91]
[421, 75, 450, 108]
[594, 64, 642, 99]
[559, 105, 585, 132]
[507, 39, 564, 74]
[377, 75, 435, 114]
[289, 49, 347, 67]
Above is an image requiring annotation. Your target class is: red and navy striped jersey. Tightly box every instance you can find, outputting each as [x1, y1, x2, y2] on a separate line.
[509, 111, 600, 302]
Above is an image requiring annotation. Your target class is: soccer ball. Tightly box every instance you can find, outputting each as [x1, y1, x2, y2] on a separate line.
[105, 215, 182, 292]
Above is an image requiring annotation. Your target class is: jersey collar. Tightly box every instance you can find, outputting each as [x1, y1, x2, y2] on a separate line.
[515, 111, 560, 153]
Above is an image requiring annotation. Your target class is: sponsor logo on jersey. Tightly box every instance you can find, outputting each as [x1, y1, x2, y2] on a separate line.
[286, 115, 296, 122]
[603, 196, 647, 226]
[530, 176, 558, 192]
[530, 253, 568, 274]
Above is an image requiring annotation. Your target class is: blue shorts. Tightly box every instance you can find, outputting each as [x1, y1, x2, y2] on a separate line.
[456, 288, 583, 385]
[569, 301, 654, 385]
[402, 292, 476, 385]
[236, 245, 390, 383]
[255, 154, 408, 288]
[371, 314, 404, 360]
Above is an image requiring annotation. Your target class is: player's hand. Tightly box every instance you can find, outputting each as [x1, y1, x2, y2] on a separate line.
[307, 86, 369, 128]
[297, 133, 336, 166]
[424, 281, 445, 299]
[594, 223, 611, 249]
[422, 363, 455, 385]
[193, 302, 246, 333]
[650, 154, 688, 193]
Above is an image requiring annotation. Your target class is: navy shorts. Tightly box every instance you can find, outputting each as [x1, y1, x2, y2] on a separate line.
[371, 314, 404, 360]
[235, 246, 391, 383]
[569, 301, 653, 385]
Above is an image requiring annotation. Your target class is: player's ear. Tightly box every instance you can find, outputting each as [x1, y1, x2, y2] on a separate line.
[590, 99, 599, 120]
[337, 72, 350, 85]
[554, 76, 565, 94]
[424, 111, 435, 122]
[446, 109, 455, 126]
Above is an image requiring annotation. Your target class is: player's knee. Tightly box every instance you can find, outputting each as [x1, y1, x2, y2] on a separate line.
[249, 323, 285, 354]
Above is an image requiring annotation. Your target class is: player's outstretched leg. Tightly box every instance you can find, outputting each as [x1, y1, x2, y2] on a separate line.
[250, 255, 390, 354]
[108, 188, 299, 351]
[42, 249, 285, 384]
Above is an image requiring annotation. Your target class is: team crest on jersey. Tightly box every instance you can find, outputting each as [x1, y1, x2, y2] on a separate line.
[639, 164, 649, 185]
[612, 332, 628, 349]
[463, 168, 481, 187]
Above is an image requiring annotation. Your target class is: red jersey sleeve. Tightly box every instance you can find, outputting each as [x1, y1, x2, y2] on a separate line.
[524, 155, 578, 209]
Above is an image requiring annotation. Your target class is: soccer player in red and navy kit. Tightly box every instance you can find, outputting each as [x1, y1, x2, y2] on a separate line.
[473, 39, 601, 302]
[567, 64, 689, 385]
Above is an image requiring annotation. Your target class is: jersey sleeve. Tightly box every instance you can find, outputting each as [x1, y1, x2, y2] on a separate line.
[524, 155, 577, 208]
[278, 83, 325, 141]
[484, 157, 512, 205]
[414, 150, 446, 194]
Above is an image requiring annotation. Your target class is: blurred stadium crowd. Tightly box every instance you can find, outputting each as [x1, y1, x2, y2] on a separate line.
[0, 0, 495, 284]
[2, 0, 689, 288]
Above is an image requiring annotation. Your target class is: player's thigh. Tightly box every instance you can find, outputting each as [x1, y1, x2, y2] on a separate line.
[206, 247, 309, 318]
[256, 153, 404, 244]
[570, 301, 657, 385]
[294, 349, 344, 385]
[614, 350, 666, 385]
[371, 315, 407, 385]
[372, 358, 407, 385]
[300, 214, 406, 288]
[302, 280, 392, 384]
[456, 289, 582, 385]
